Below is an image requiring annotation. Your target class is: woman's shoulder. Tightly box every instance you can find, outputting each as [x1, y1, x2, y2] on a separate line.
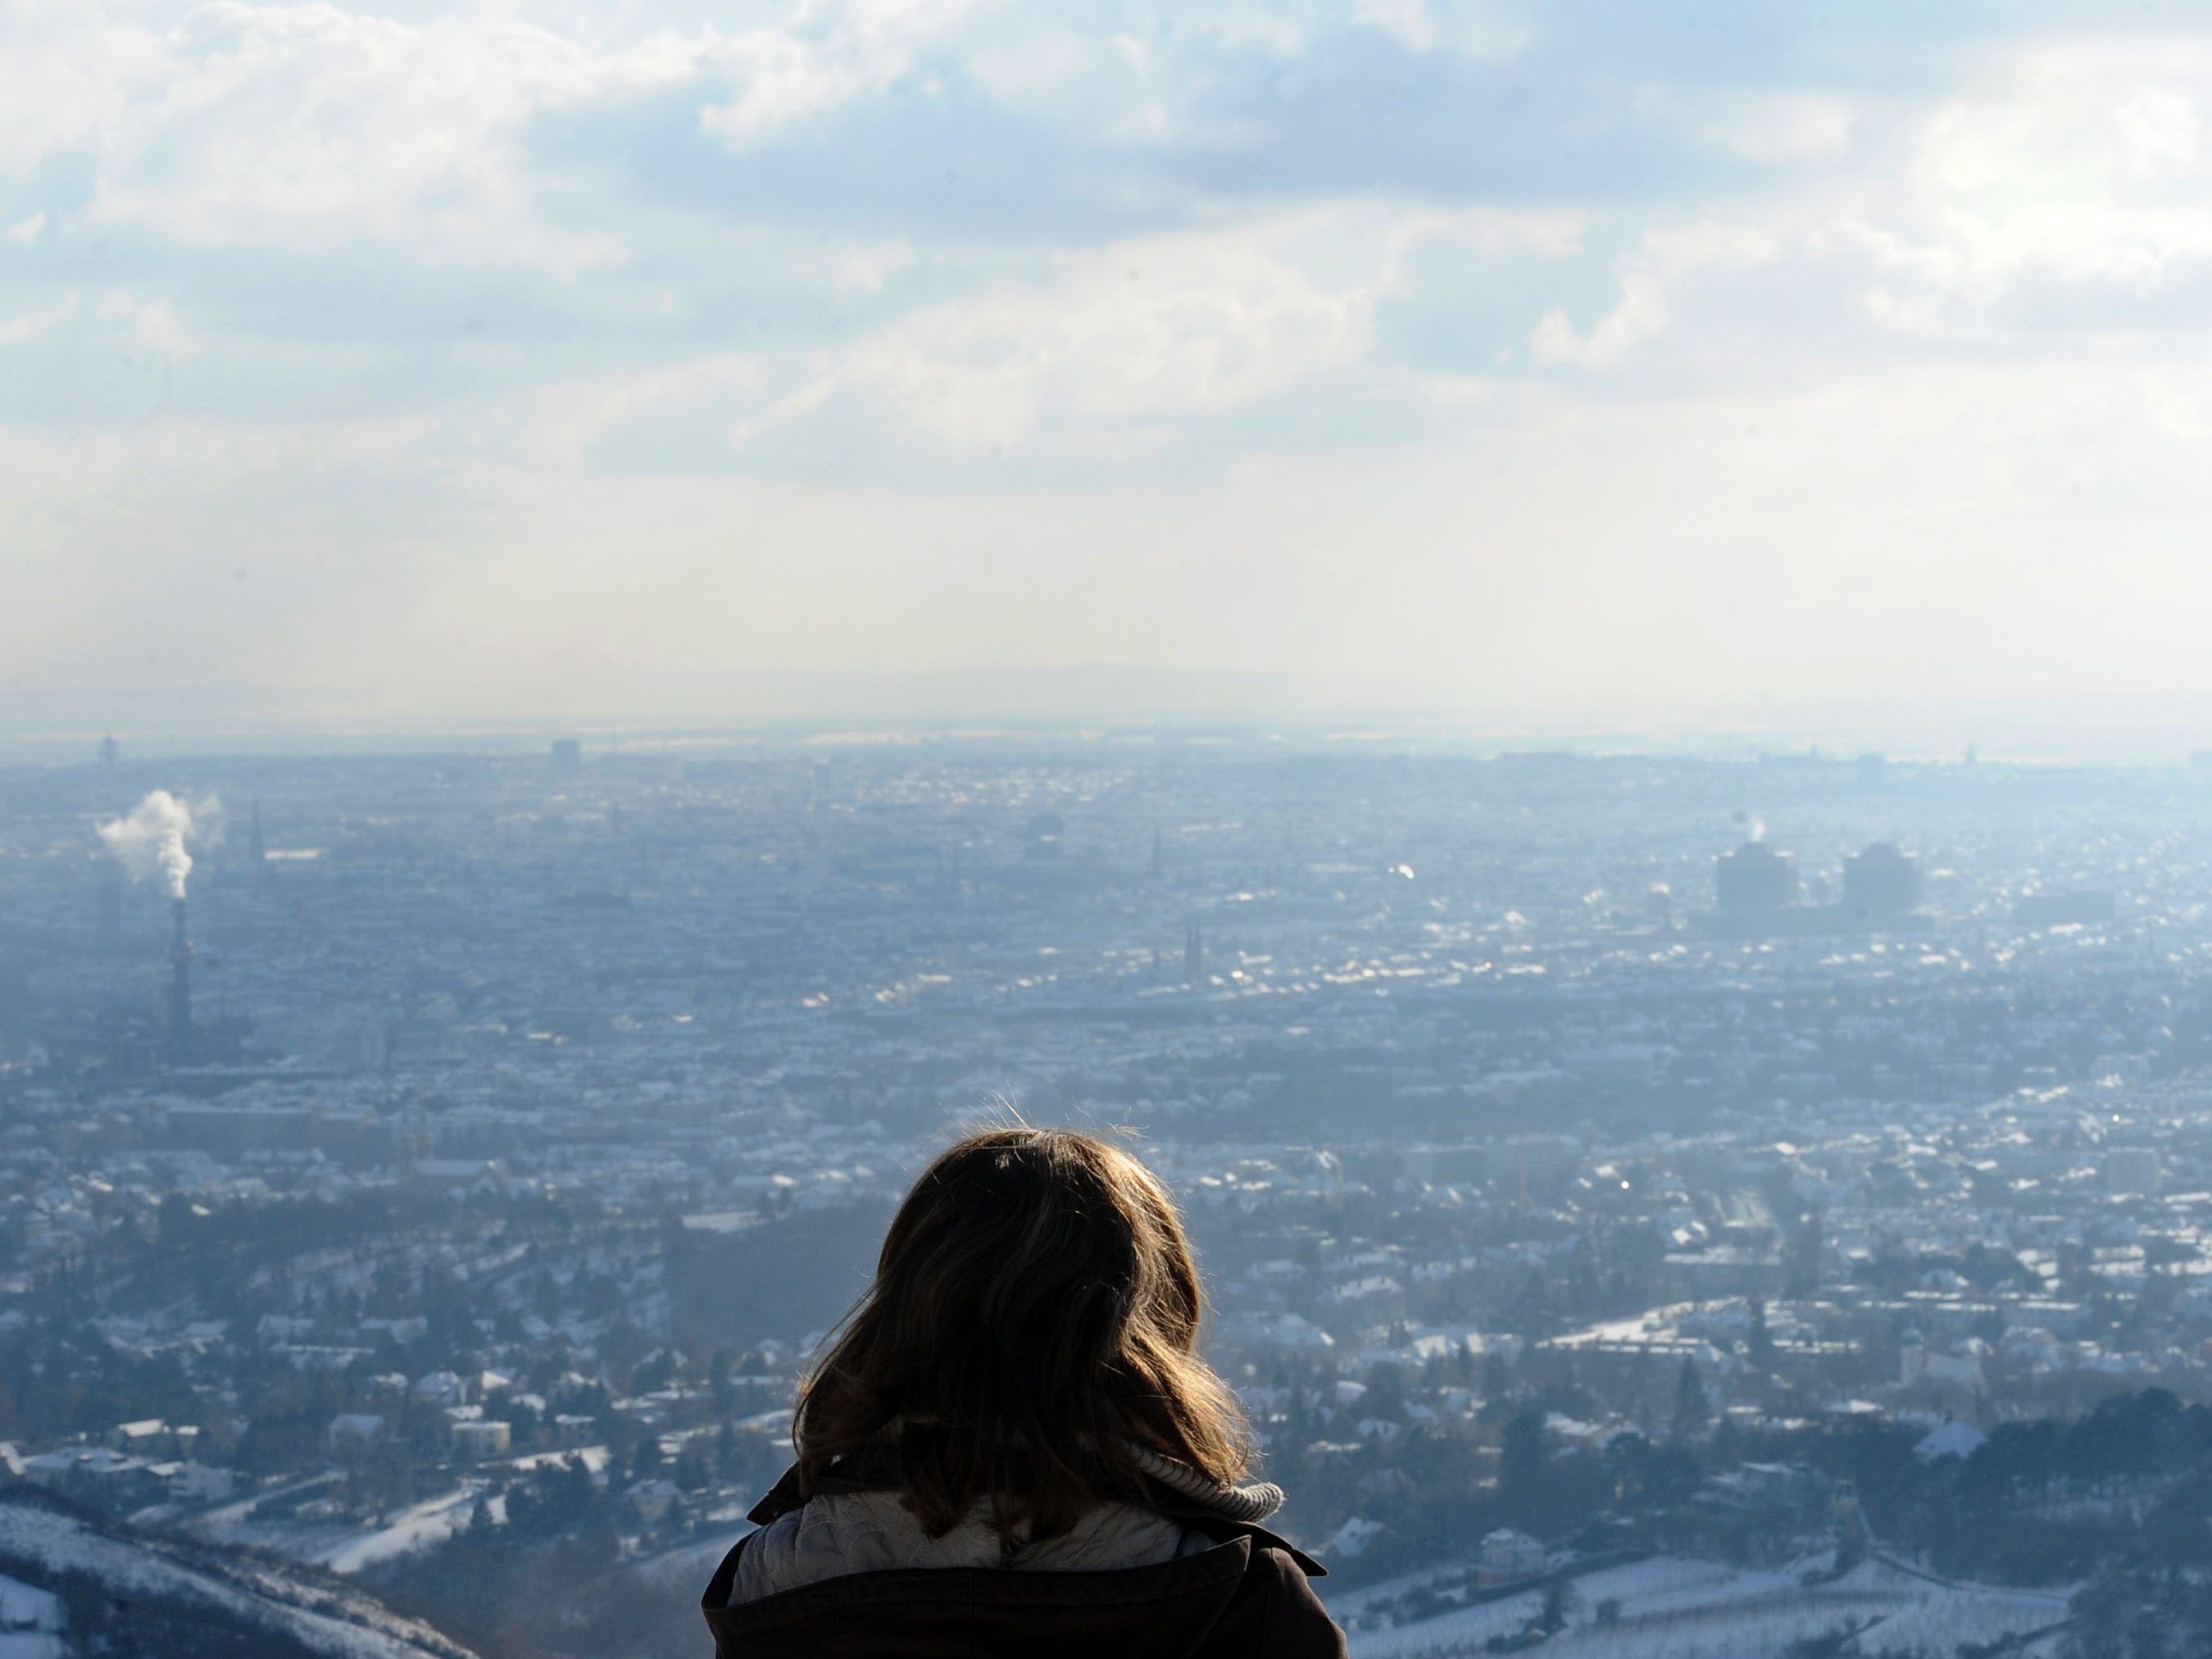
[1240, 1540, 1351, 1659]
[730, 1489, 923, 1603]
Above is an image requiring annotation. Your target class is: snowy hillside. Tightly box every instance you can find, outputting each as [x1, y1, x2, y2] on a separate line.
[1336, 1551, 2074, 1658]
[0, 1486, 476, 1658]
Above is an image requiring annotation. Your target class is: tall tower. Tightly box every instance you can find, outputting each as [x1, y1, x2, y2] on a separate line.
[1183, 923, 1203, 985]
[167, 898, 193, 1062]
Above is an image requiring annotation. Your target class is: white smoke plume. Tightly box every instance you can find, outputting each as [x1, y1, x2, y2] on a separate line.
[98, 791, 221, 901]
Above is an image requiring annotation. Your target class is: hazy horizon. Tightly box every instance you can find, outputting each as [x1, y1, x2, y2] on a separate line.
[16, 671, 2212, 769]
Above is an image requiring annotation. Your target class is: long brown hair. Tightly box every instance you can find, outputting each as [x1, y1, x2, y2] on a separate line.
[793, 1125, 1251, 1539]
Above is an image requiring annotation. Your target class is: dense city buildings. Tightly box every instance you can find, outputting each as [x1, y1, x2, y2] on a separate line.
[2, 734, 2210, 1653]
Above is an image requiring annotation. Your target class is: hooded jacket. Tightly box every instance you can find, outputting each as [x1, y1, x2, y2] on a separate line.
[701, 1457, 1347, 1658]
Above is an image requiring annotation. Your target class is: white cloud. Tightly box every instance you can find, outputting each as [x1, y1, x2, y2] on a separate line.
[1710, 93, 1857, 166]
[0, 2, 706, 262]
[0, 299, 74, 346]
[96, 293, 193, 356]
[837, 234, 1368, 446]
[225, 11, 700, 256]
[20, 3, 2212, 724]
[0, 1, 965, 264]
[2117, 88, 2201, 177]
[0, 292, 194, 353]
[783, 205, 1574, 448]
[1539, 35, 2212, 370]
[697, 0, 994, 148]
[1352, 0, 1525, 61]
[1161, 0, 1520, 61]
[1533, 222, 1779, 367]
[824, 239, 920, 294]
[1902, 40, 2212, 290]
[519, 352, 769, 468]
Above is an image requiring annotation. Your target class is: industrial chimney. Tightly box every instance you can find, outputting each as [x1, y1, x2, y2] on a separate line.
[167, 898, 193, 1061]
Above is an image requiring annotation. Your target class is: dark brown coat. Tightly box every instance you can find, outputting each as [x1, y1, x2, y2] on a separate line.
[701, 1462, 1347, 1659]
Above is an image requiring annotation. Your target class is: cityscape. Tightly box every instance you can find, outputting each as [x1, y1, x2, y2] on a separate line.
[0, 730, 2208, 1654]
[15, 0, 2212, 1649]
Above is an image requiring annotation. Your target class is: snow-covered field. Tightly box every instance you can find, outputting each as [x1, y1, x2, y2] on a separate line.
[628, 1529, 749, 1591]
[310, 1488, 493, 1576]
[0, 1570, 63, 1659]
[0, 1496, 473, 1659]
[199, 1481, 497, 1578]
[1334, 1552, 2073, 1658]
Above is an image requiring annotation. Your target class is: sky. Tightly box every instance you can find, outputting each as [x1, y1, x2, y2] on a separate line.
[7, 0, 2212, 737]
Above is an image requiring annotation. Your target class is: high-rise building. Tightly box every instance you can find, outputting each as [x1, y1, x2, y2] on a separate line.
[1842, 842, 1921, 920]
[550, 739, 583, 771]
[1715, 840, 1796, 913]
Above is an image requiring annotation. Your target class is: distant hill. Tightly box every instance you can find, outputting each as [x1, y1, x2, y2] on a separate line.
[0, 1484, 477, 1658]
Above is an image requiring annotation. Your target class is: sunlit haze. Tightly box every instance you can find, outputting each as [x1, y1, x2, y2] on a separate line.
[9, 1, 2212, 747]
